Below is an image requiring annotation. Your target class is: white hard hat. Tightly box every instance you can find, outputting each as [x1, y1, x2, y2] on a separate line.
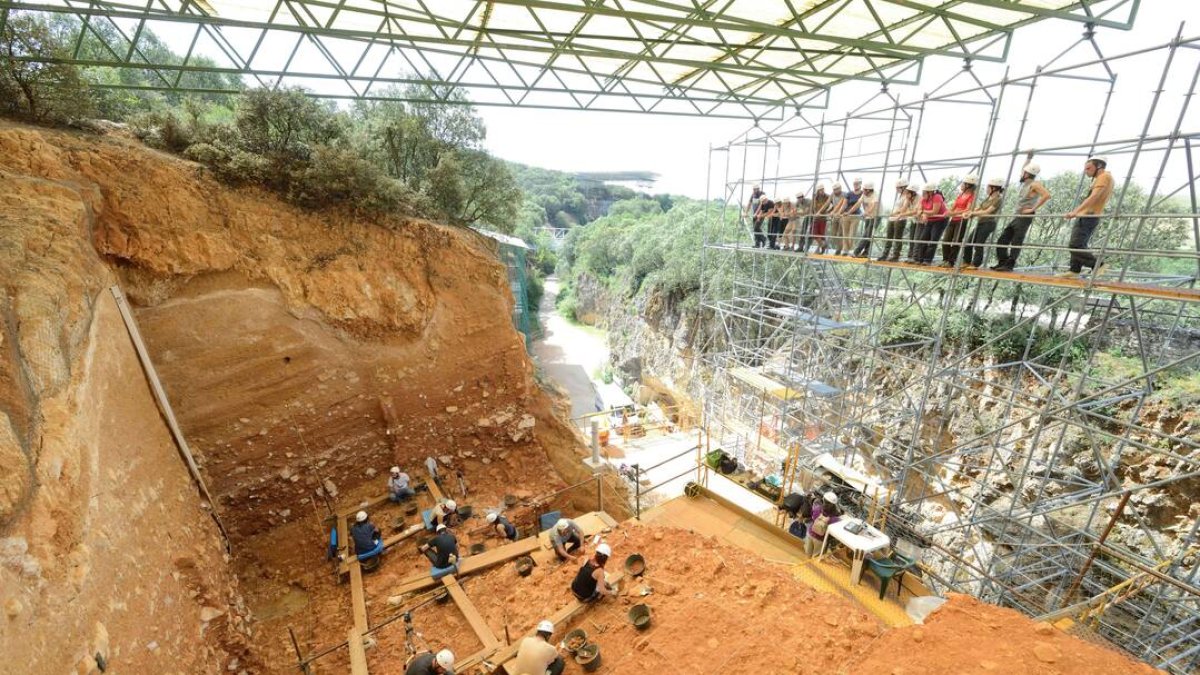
[816, 183, 827, 191]
[436, 523, 447, 532]
[759, 195, 769, 202]
[555, 518, 570, 533]
[962, 174, 979, 185]
[852, 177, 862, 184]
[1087, 155, 1107, 165]
[987, 177, 1005, 188]
[596, 543, 612, 557]
[831, 182, 843, 190]
[435, 649, 455, 668]
[823, 491, 838, 504]
[1022, 162, 1041, 176]
[445, 500, 456, 511]
[922, 182, 937, 192]
[863, 181, 875, 190]
[536, 619, 554, 634]
[390, 466, 400, 474]
[356, 511, 368, 523]
[486, 512, 498, 523]
[895, 179, 908, 189]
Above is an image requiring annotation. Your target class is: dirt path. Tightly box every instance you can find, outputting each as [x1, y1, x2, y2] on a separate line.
[533, 276, 609, 418]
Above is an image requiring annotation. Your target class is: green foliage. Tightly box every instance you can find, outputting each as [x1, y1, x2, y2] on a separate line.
[0, 14, 94, 124]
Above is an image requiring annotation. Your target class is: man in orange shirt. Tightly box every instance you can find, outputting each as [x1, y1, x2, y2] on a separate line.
[1058, 156, 1114, 278]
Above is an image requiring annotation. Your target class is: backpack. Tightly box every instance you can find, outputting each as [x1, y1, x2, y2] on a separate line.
[811, 514, 831, 538]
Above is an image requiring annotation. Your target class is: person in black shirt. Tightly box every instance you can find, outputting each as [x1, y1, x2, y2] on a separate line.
[406, 649, 455, 675]
[420, 523, 459, 580]
[486, 512, 518, 541]
[570, 543, 617, 603]
[753, 195, 774, 248]
[350, 510, 382, 560]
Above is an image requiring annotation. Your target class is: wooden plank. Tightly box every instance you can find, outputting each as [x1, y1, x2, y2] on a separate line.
[491, 572, 626, 674]
[442, 575, 501, 650]
[390, 536, 541, 596]
[336, 515, 350, 563]
[427, 468, 447, 502]
[347, 628, 369, 675]
[389, 512, 617, 597]
[349, 554, 369, 634]
[339, 523, 424, 575]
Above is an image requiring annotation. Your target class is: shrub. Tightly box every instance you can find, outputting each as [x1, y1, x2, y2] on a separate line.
[0, 15, 94, 124]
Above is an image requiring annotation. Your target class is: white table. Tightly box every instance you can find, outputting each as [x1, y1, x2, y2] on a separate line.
[819, 517, 891, 584]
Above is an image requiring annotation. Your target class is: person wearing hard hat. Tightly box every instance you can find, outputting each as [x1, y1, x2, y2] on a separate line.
[388, 466, 415, 503]
[939, 174, 979, 267]
[513, 619, 565, 675]
[571, 543, 617, 603]
[406, 648, 455, 675]
[851, 181, 881, 258]
[784, 191, 811, 252]
[804, 492, 842, 557]
[991, 162, 1051, 272]
[825, 182, 848, 254]
[427, 498, 458, 531]
[835, 179, 863, 256]
[486, 511, 518, 541]
[809, 183, 832, 253]
[913, 182, 948, 265]
[767, 197, 790, 250]
[350, 510, 383, 561]
[1058, 156, 1114, 278]
[550, 518, 584, 562]
[962, 178, 1006, 269]
[421, 523, 460, 580]
[879, 180, 917, 262]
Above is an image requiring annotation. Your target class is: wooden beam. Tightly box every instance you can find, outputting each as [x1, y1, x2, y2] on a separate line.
[442, 575, 501, 650]
[490, 572, 626, 674]
[390, 536, 541, 596]
[349, 554, 369, 634]
[347, 628, 370, 675]
[427, 468, 447, 502]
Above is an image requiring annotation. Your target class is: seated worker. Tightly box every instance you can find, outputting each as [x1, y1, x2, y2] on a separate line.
[551, 518, 584, 562]
[513, 619, 565, 675]
[388, 466, 415, 502]
[486, 512, 518, 541]
[349, 510, 383, 560]
[570, 543, 617, 603]
[406, 649, 455, 675]
[419, 523, 459, 580]
[427, 499, 458, 531]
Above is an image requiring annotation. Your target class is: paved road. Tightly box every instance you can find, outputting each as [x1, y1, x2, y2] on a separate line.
[532, 277, 609, 419]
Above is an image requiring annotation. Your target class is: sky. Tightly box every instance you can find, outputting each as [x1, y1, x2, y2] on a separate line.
[476, 3, 1200, 199]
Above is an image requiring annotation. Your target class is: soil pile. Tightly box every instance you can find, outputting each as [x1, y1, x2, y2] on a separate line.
[853, 593, 1159, 675]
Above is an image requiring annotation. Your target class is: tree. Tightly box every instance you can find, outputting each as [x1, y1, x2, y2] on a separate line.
[0, 14, 94, 123]
[457, 149, 520, 231]
[235, 87, 341, 158]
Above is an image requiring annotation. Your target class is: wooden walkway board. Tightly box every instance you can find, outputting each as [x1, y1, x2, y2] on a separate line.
[492, 572, 626, 674]
[427, 468, 447, 502]
[443, 575, 501, 650]
[347, 628, 369, 675]
[389, 512, 618, 597]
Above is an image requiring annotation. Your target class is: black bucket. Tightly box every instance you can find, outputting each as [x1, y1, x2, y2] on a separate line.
[470, 543, 486, 555]
[515, 556, 534, 577]
[574, 643, 602, 672]
[458, 505, 474, 519]
[563, 629, 588, 654]
[628, 604, 652, 630]
[503, 494, 519, 507]
[624, 554, 646, 578]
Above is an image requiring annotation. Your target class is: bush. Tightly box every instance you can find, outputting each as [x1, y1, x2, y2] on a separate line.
[1, 15, 95, 124]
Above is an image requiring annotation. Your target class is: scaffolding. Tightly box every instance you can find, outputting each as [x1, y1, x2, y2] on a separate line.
[697, 26, 1200, 673]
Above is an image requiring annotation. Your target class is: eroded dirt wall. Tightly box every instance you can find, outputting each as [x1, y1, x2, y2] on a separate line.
[1, 145, 250, 673]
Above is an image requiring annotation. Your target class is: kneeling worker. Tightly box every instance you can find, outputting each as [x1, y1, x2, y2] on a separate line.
[570, 543, 617, 603]
[350, 510, 383, 560]
[388, 466, 415, 502]
[406, 649, 454, 675]
[427, 499, 458, 531]
[486, 512, 518, 541]
[514, 619, 565, 675]
[551, 518, 584, 561]
[420, 523, 459, 580]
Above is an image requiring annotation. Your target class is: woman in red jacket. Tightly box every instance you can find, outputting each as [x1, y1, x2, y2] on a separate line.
[940, 175, 979, 267]
[914, 183, 948, 265]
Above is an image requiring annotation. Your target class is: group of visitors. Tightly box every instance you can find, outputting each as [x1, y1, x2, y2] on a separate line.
[747, 156, 1113, 277]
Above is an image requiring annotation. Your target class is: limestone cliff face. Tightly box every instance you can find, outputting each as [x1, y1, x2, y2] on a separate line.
[0, 121, 589, 672]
